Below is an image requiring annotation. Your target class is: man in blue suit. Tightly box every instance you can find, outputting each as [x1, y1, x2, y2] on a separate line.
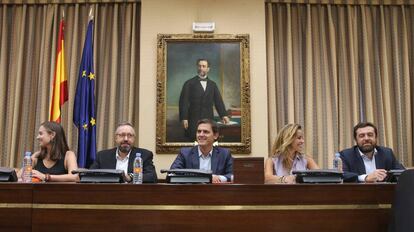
[340, 122, 404, 182]
[170, 118, 233, 183]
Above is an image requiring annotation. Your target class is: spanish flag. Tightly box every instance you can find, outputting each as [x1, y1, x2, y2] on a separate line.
[49, 19, 68, 123]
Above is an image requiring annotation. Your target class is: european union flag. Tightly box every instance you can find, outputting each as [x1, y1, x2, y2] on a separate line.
[73, 20, 96, 168]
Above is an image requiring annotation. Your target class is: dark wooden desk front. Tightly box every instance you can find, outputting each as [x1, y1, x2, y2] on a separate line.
[0, 183, 395, 232]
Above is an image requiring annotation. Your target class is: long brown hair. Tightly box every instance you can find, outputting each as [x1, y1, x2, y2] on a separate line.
[270, 124, 303, 170]
[38, 121, 69, 161]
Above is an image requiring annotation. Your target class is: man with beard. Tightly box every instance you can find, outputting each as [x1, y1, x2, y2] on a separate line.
[170, 118, 233, 183]
[340, 122, 404, 182]
[179, 58, 230, 141]
[89, 122, 157, 183]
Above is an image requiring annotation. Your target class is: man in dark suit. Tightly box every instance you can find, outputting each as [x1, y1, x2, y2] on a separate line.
[179, 58, 230, 141]
[90, 122, 157, 183]
[340, 122, 404, 182]
[170, 118, 233, 183]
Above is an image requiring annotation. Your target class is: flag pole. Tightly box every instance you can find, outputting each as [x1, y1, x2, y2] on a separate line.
[88, 7, 93, 21]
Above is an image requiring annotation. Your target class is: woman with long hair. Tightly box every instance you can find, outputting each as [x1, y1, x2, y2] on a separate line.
[265, 123, 319, 184]
[20, 121, 78, 182]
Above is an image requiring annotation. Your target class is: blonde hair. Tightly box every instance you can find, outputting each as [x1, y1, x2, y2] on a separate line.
[270, 124, 303, 170]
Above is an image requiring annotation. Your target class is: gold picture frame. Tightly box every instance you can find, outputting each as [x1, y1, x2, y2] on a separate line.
[156, 34, 251, 154]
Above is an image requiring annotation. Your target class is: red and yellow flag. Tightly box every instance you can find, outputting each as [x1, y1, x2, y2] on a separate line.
[50, 19, 68, 123]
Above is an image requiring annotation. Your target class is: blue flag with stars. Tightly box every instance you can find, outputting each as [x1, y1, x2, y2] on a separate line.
[73, 20, 96, 168]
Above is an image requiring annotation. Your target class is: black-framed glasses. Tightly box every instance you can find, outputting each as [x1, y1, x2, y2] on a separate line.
[116, 133, 135, 138]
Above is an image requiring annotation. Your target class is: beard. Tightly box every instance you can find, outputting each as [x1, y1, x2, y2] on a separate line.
[358, 143, 375, 153]
[198, 71, 207, 77]
[118, 143, 132, 153]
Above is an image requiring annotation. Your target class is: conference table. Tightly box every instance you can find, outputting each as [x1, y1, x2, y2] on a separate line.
[0, 183, 395, 232]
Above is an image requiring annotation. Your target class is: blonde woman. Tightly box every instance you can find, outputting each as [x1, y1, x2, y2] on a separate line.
[265, 124, 319, 184]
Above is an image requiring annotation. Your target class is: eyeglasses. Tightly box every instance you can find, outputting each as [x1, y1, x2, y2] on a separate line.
[116, 133, 135, 138]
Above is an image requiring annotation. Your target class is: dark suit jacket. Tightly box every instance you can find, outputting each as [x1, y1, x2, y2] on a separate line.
[179, 76, 227, 139]
[170, 146, 233, 181]
[340, 146, 404, 182]
[90, 147, 157, 183]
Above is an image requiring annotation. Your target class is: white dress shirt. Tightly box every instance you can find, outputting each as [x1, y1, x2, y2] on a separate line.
[116, 149, 131, 175]
[199, 75, 207, 91]
[358, 148, 378, 182]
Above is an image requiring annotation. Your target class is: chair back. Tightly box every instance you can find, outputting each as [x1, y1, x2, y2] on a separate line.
[233, 157, 264, 184]
[388, 169, 414, 232]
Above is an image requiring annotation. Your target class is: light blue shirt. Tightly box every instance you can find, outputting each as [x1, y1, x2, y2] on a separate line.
[272, 153, 308, 176]
[357, 148, 378, 182]
[199, 151, 212, 171]
[198, 146, 227, 182]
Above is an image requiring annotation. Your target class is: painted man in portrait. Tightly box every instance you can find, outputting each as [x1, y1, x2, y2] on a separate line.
[179, 58, 229, 141]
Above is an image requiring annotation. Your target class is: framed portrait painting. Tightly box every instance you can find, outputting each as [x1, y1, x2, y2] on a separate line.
[156, 34, 251, 154]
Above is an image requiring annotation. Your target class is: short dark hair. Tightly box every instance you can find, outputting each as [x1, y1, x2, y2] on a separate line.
[196, 118, 218, 134]
[353, 122, 378, 140]
[196, 58, 209, 67]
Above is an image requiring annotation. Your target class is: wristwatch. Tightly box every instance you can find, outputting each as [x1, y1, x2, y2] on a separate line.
[127, 173, 134, 182]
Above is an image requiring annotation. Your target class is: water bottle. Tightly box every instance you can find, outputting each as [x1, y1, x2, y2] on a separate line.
[22, 152, 32, 183]
[133, 153, 143, 184]
[333, 152, 343, 171]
